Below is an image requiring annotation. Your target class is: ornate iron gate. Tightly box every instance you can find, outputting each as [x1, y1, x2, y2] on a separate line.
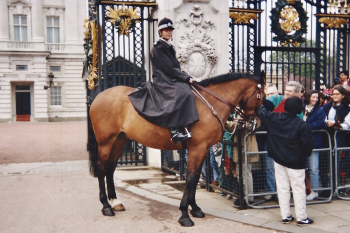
[230, 0, 349, 92]
[84, 0, 157, 165]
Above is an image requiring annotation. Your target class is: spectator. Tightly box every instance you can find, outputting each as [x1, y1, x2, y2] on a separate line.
[213, 142, 222, 167]
[300, 85, 306, 103]
[210, 143, 221, 186]
[339, 70, 349, 86]
[263, 81, 304, 201]
[323, 85, 350, 188]
[342, 84, 350, 94]
[258, 97, 314, 225]
[303, 90, 326, 201]
[231, 117, 259, 207]
[220, 123, 237, 200]
[201, 145, 221, 187]
[265, 84, 279, 98]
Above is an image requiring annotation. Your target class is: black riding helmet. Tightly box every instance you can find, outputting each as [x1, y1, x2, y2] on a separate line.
[158, 18, 174, 36]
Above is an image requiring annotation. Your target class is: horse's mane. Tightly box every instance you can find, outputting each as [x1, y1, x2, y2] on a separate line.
[197, 72, 259, 87]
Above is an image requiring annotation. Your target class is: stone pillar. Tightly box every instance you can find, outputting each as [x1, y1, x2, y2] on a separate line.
[155, 0, 230, 81]
[32, 0, 44, 42]
[65, 0, 79, 43]
[0, 1, 9, 41]
[147, 0, 230, 167]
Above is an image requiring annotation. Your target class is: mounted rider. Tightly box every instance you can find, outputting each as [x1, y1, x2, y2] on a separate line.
[128, 18, 199, 144]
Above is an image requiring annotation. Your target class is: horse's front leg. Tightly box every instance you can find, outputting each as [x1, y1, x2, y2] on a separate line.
[106, 134, 128, 212]
[178, 148, 208, 227]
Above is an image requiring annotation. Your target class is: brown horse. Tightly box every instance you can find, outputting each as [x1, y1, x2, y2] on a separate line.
[89, 72, 265, 227]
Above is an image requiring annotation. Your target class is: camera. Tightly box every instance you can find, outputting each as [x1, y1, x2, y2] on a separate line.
[321, 93, 331, 100]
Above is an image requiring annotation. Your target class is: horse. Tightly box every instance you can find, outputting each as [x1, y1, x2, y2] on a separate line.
[88, 72, 265, 227]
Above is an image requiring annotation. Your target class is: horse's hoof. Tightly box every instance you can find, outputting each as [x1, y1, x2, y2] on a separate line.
[190, 209, 205, 218]
[178, 217, 194, 227]
[102, 207, 115, 216]
[113, 203, 126, 211]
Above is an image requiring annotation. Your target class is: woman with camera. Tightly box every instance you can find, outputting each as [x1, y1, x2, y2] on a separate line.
[324, 85, 350, 190]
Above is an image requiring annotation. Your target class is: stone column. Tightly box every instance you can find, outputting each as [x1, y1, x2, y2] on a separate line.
[155, 0, 230, 80]
[0, 1, 9, 41]
[32, 0, 45, 42]
[65, 0, 79, 43]
[147, 0, 230, 167]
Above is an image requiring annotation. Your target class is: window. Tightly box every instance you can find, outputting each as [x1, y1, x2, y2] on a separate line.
[16, 65, 28, 71]
[50, 66, 61, 72]
[47, 17, 60, 43]
[50, 86, 62, 106]
[14, 15, 27, 41]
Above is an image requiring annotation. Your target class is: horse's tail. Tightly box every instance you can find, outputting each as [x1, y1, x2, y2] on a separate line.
[88, 121, 99, 177]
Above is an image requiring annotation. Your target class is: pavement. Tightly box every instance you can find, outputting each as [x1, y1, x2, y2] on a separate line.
[1, 161, 350, 233]
[1, 122, 350, 233]
[111, 167, 350, 233]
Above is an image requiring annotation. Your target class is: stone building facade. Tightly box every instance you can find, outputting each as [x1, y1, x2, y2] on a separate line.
[0, 0, 86, 123]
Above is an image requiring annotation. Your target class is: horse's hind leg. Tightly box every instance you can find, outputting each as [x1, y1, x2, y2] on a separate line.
[178, 148, 207, 227]
[97, 141, 116, 216]
[106, 134, 128, 212]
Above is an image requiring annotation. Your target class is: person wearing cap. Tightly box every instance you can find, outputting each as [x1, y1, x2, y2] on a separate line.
[262, 81, 303, 202]
[258, 97, 314, 225]
[128, 18, 198, 144]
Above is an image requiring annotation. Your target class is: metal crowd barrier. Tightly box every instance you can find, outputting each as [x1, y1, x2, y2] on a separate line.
[244, 130, 333, 209]
[160, 129, 335, 209]
[334, 129, 350, 200]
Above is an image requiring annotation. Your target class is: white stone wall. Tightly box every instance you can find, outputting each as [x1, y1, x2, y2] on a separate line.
[0, 0, 86, 123]
[147, 0, 230, 168]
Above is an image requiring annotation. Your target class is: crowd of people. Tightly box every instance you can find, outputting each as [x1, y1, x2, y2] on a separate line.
[198, 71, 350, 225]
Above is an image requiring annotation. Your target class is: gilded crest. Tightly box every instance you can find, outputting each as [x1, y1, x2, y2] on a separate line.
[279, 6, 301, 33]
[106, 4, 140, 37]
[270, 0, 308, 47]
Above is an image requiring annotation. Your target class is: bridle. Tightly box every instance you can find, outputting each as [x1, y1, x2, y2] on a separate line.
[190, 82, 262, 133]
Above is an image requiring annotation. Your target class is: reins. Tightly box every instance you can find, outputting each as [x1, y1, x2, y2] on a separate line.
[191, 83, 236, 111]
[190, 82, 262, 136]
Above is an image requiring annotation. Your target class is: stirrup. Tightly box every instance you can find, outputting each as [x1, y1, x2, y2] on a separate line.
[170, 127, 192, 144]
[184, 127, 192, 138]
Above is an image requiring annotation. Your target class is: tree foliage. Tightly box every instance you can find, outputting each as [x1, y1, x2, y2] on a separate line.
[269, 40, 317, 80]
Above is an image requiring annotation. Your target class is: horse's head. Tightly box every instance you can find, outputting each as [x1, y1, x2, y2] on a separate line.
[238, 71, 266, 131]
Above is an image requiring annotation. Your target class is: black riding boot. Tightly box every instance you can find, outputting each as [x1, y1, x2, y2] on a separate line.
[170, 127, 192, 145]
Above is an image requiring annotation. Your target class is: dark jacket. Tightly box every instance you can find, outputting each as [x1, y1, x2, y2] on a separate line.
[258, 106, 314, 169]
[128, 40, 199, 127]
[304, 104, 326, 149]
[323, 103, 350, 122]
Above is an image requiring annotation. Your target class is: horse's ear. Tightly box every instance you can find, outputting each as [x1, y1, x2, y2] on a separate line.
[260, 70, 266, 86]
